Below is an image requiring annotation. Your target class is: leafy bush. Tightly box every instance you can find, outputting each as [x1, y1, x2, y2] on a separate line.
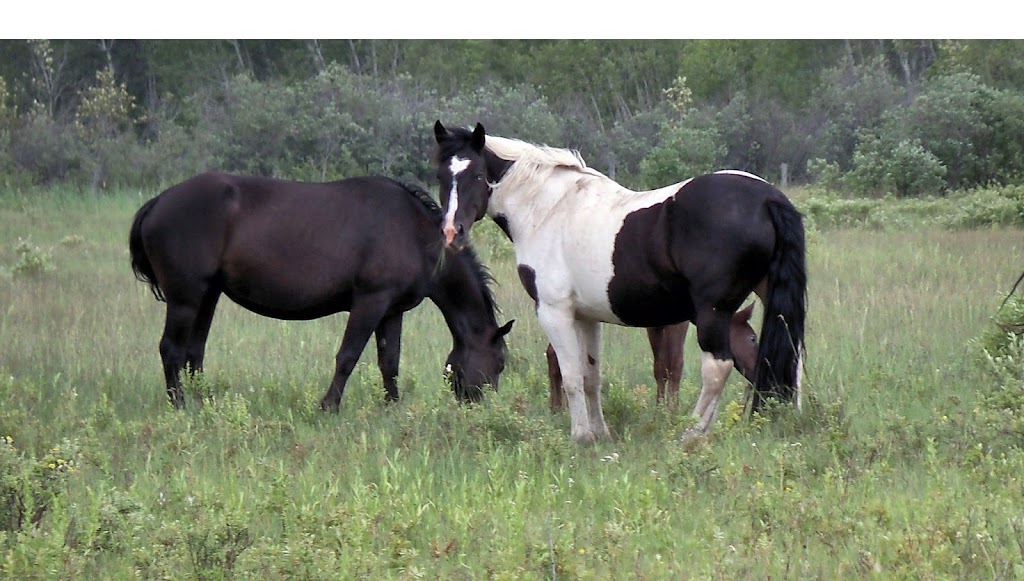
[638, 107, 725, 188]
[977, 291, 1024, 365]
[806, 157, 843, 191]
[8, 237, 55, 277]
[6, 109, 83, 185]
[864, 72, 1024, 192]
[440, 81, 565, 154]
[808, 59, 906, 171]
[942, 184, 1024, 228]
[844, 135, 947, 197]
[0, 436, 78, 533]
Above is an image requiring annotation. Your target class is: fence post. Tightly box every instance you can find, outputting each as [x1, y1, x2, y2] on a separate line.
[780, 163, 788, 189]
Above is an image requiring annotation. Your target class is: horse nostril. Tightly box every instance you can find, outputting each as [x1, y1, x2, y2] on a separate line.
[457, 224, 465, 235]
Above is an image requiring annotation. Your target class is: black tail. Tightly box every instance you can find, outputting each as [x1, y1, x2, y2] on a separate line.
[752, 197, 807, 413]
[129, 196, 165, 302]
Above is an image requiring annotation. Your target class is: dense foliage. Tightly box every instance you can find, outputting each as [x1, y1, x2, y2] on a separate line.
[2, 40, 1024, 196]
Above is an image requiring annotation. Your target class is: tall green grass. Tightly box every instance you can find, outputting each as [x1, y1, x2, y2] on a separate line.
[0, 189, 1022, 578]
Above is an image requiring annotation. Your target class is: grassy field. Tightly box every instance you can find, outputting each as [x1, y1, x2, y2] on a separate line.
[0, 188, 1022, 579]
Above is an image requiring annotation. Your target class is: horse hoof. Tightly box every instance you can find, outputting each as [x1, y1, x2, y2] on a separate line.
[319, 398, 340, 413]
[678, 427, 710, 450]
[571, 429, 597, 446]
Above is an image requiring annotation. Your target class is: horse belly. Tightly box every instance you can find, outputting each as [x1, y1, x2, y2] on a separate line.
[608, 283, 694, 327]
[221, 263, 356, 320]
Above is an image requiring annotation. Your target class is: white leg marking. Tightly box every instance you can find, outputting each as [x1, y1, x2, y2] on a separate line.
[580, 320, 609, 440]
[538, 305, 595, 444]
[691, 352, 734, 434]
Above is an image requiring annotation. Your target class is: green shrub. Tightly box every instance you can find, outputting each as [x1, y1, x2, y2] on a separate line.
[638, 108, 725, 189]
[845, 135, 947, 197]
[6, 110, 84, 185]
[9, 237, 55, 277]
[943, 184, 1024, 228]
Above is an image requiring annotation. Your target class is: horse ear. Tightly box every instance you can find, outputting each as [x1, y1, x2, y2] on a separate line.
[737, 302, 755, 321]
[495, 319, 514, 340]
[471, 123, 486, 151]
[434, 120, 448, 144]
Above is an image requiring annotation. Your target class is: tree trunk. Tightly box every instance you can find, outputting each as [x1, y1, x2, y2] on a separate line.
[347, 40, 362, 74]
[308, 39, 326, 73]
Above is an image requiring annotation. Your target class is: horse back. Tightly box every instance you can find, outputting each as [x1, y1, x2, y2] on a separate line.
[139, 172, 441, 318]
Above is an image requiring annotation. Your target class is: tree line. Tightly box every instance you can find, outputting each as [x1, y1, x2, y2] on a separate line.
[1, 39, 1023, 196]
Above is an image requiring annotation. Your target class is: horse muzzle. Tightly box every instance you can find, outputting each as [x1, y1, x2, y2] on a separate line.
[443, 221, 468, 252]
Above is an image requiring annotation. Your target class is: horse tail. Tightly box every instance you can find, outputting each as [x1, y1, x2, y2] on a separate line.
[752, 197, 807, 413]
[129, 195, 165, 302]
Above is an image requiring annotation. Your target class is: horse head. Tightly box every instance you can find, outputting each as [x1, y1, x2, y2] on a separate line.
[444, 320, 514, 402]
[434, 120, 493, 252]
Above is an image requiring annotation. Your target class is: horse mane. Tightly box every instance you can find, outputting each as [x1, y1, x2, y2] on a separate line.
[483, 133, 608, 201]
[454, 243, 500, 320]
[394, 179, 444, 225]
[394, 177, 500, 320]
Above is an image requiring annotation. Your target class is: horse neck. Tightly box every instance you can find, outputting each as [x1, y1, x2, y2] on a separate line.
[491, 164, 622, 240]
[428, 251, 496, 345]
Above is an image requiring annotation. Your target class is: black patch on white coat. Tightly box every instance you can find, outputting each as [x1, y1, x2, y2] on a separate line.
[493, 214, 513, 242]
[517, 264, 538, 304]
[607, 174, 776, 328]
[606, 199, 695, 327]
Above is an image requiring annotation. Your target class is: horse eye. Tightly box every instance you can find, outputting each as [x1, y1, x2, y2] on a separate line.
[749, 334, 756, 343]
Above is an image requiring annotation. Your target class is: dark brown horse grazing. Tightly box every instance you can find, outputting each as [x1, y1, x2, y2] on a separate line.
[129, 172, 513, 409]
[434, 122, 807, 444]
[546, 304, 759, 412]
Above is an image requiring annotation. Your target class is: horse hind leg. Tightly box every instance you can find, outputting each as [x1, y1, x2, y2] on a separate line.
[686, 310, 735, 437]
[184, 288, 222, 379]
[648, 322, 688, 407]
[159, 300, 202, 408]
[545, 343, 566, 412]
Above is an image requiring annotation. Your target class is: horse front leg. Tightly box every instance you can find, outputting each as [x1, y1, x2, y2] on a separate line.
[374, 313, 404, 403]
[537, 305, 596, 445]
[320, 293, 392, 412]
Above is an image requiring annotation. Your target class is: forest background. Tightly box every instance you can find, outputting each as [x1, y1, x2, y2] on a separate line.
[2, 39, 1024, 198]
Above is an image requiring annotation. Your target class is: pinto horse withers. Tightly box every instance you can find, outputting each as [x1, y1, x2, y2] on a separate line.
[130, 171, 513, 409]
[434, 121, 807, 444]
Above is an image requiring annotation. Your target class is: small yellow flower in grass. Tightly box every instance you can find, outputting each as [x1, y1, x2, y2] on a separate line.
[48, 463, 56, 469]
[4, 436, 12, 444]
[578, 548, 586, 555]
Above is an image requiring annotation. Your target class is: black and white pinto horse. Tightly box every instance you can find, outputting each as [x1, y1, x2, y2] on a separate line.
[433, 121, 807, 444]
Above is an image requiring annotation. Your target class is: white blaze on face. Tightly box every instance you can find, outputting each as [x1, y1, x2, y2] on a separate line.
[444, 157, 471, 243]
